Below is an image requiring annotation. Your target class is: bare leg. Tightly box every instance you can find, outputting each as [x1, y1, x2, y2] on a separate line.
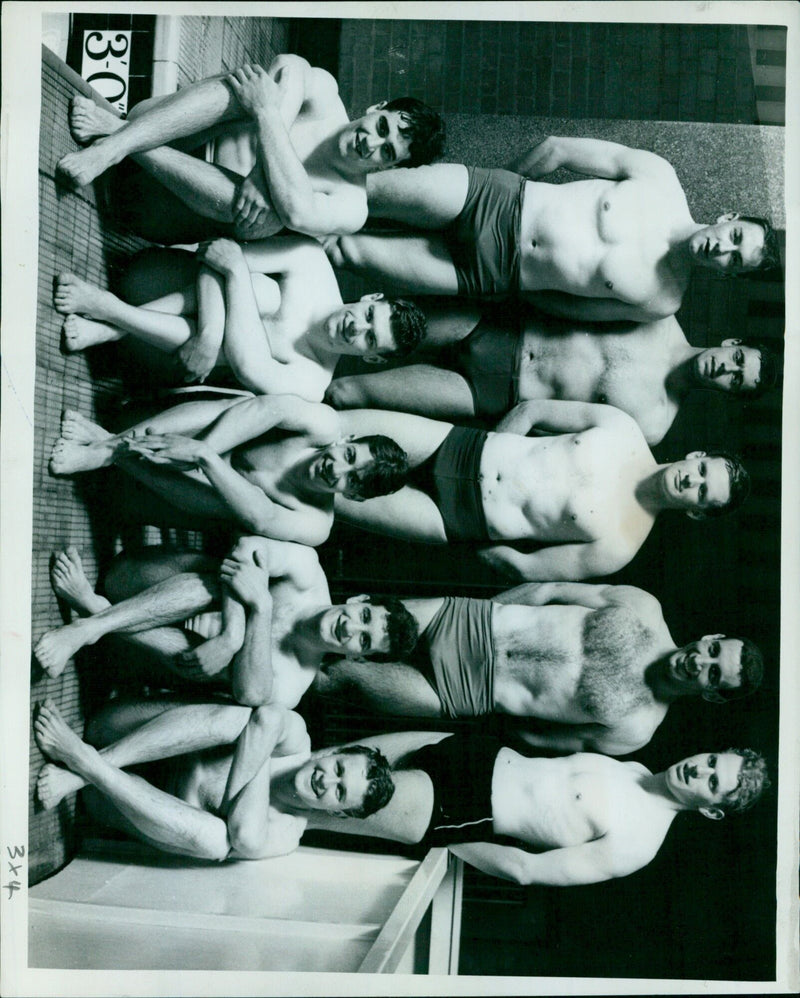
[326, 366, 477, 420]
[37, 698, 250, 810]
[177, 584, 246, 679]
[331, 232, 460, 295]
[34, 700, 230, 859]
[57, 74, 243, 188]
[335, 487, 448, 543]
[68, 95, 124, 144]
[50, 547, 110, 616]
[314, 660, 443, 716]
[34, 571, 218, 678]
[366, 164, 470, 227]
[337, 409, 451, 466]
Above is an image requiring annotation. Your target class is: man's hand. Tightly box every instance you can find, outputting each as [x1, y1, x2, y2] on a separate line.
[197, 238, 246, 277]
[124, 431, 212, 470]
[220, 548, 272, 610]
[231, 170, 274, 237]
[227, 64, 282, 119]
[174, 332, 219, 384]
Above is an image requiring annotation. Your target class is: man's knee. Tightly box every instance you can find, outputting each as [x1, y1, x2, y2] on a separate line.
[230, 535, 271, 563]
[324, 376, 370, 409]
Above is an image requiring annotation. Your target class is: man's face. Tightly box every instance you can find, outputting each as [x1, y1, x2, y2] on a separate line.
[665, 751, 743, 810]
[324, 294, 397, 363]
[310, 440, 375, 495]
[661, 452, 731, 516]
[693, 339, 762, 395]
[689, 214, 766, 274]
[293, 752, 371, 813]
[318, 596, 392, 657]
[341, 104, 413, 172]
[667, 635, 743, 698]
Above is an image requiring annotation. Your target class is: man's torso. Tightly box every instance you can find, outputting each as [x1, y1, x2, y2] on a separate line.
[517, 177, 691, 311]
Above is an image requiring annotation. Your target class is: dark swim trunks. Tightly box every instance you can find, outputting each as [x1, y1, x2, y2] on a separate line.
[411, 426, 489, 541]
[443, 166, 527, 300]
[414, 597, 495, 717]
[443, 309, 522, 418]
[409, 733, 503, 847]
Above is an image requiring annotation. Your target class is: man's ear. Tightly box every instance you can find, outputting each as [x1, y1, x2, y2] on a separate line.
[702, 690, 726, 704]
[366, 100, 388, 113]
[360, 292, 385, 303]
[686, 510, 705, 521]
[716, 211, 739, 223]
[363, 355, 388, 365]
[686, 450, 706, 460]
[721, 338, 743, 347]
[699, 805, 725, 821]
[346, 593, 370, 605]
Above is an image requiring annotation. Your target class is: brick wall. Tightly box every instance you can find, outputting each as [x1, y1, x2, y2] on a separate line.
[338, 19, 762, 124]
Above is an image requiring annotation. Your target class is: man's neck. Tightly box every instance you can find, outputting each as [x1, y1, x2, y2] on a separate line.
[645, 653, 686, 703]
[634, 466, 678, 515]
[665, 345, 705, 398]
[640, 770, 687, 813]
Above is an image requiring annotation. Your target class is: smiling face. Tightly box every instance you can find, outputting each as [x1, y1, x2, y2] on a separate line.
[324, 294, 397, 362]
[340, 105, 413, 172]
[666, 752, 744, 813]
[293, 752, 371, 813]
[693, 339, 762, 395]
[309, 440, 376, 495]
[661, 452, 731, 516]
[318, 596, 391, 657]
[668, 636, 744, 698]
[689, 214, 766, 274]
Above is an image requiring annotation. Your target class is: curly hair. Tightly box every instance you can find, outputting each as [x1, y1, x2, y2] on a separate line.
[713, 636, 764, 701]
[691, 450, 751, 519]
[387, 298, 428, 357]
[363, 595, 419, 660]
[736, 215, 782, 272]
[337, 744, 395, 818]
[345, 435, 408, 500]
[737, 337, 780, 399]
[718, 748, 770, 814]
[384, 96, 446, 166]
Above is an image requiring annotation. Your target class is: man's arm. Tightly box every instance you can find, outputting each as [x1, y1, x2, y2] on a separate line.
[507, 136, 675, 182]
[495, 399, 627, 436]
[219, 545, 275, 706]
[477, 540, 624, 582]
[449, 836, 636, 886]
[202, 394, 338, 454]
[513, 723, 646, 757]
[493, 581, 653, 611]
[228, 66, 368, 237]
[531, 290, 673, 324]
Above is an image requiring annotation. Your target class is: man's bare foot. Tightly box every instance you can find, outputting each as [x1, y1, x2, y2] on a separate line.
[34, 700, 93, 773]
[63, 314, 124, 352]
[56, 141, 115, 190]
[51, 547, 110, 615]
[34, 617, 94, 678]
[53, 273, 110, 317]
[177, 635, 236, 678]
[49, 437, 112, 476]
[69, 95, 123, 145]
[36, 762, 85, 810]
[60, 409, 111, 444]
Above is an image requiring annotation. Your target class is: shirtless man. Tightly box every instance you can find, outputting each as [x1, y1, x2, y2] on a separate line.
[327, 136, 780, 320]
[33, 698, 395, 862]
[58, 58, 445, 244]
[332, 401, 751, 580]
[53, 237, 426, 394]
[326, 301, 777, 444]
[48, 397, 408, 547]
[314, 581, 763, 755]
[299, 730, 770, 886]
[34, 541, 417, 708]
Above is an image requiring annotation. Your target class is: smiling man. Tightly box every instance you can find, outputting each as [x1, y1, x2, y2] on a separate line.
[52, 235, 426, 396]
[33, 699, 395, 862]
[314, 581, 763, 755]
[327, 136, 780, 320]
[303, 731, 769, 886]
[48, 396, 409, 548]
[57, 57, 445, 245]
[332, 400, 751, 580]
[34, 539, 418, 708]
[326, 300, 777, 444]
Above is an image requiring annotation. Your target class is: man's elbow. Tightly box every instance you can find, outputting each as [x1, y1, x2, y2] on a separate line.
[232, 676, 273, 707]
[227, 825, 268, 860]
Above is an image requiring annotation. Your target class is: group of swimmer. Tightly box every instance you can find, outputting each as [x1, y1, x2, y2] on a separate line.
[34, 53, 777, 884]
